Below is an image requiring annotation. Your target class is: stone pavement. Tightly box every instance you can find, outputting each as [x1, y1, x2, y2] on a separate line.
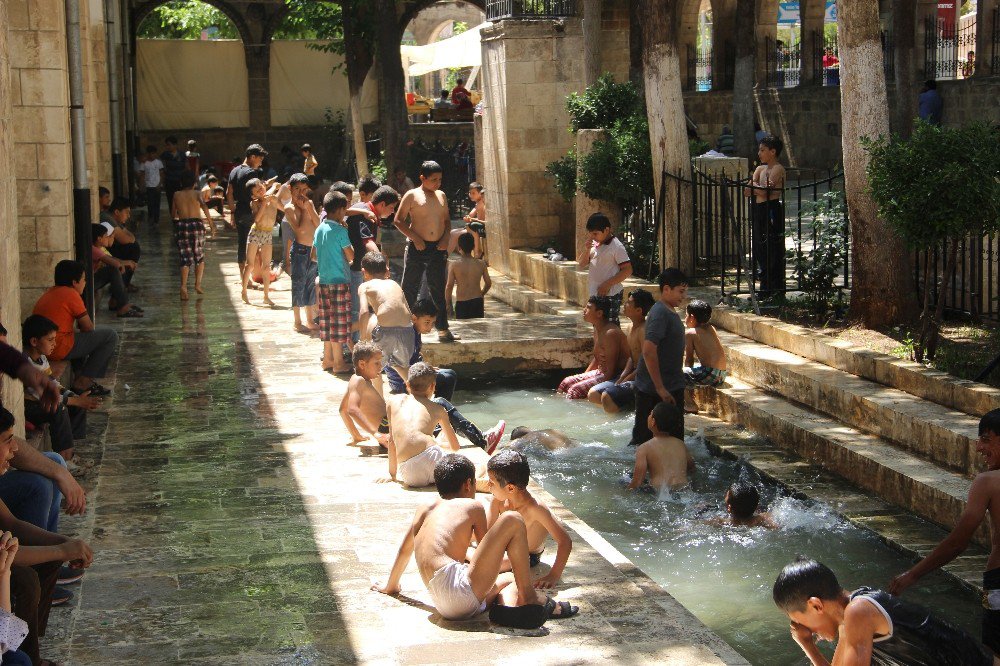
[47, 224, 747, 664]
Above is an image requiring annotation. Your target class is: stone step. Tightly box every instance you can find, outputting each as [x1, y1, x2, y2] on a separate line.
[692, 377, 991, 547]
[693, 417, 989, 594]
[718, 329, 983, 477]
[487, 269, 584, 317]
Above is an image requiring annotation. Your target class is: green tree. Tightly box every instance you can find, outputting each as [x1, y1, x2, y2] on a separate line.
[864, 121, 1000, 361]
[137, 1, 238, 39]
[273, 0, 343, 40]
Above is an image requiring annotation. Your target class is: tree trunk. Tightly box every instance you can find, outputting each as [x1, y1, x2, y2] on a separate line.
[343, 2, 372, 177]
[926, 242, 958, 361]
[732, 0, 756, 162]
[640, 0, 692, 273]
[374, 0, 409, 177]
[628, 0, 644, 89]
[838, 0, 917, 327]
[891, 0, 917, 138]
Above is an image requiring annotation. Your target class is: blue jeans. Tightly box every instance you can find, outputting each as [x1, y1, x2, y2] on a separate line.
[0, 452, 67, 532]
[433, 398, 487, 449]
[1, 649, 32, 666]
[350, 270, 364, 343]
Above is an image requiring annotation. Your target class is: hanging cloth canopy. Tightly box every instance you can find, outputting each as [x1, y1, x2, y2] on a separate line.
[401, 22, 489, 77]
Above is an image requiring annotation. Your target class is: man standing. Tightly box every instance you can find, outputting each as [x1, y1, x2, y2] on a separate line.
[918, 80, 943, 126]
[393, 161, 457, 342]
[226, 144, 267, 276]
[160, 136, 186, 218]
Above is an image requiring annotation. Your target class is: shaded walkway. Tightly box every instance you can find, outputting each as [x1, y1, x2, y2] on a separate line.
[50, 224, 747, 664]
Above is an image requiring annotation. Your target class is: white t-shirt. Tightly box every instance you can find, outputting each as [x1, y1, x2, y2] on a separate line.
[141, 159, 164, 188]
[587, 235, 631, 297]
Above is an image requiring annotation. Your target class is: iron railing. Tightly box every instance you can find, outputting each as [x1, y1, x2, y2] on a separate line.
[993, 8, 1000, 75]
[915, 232, 1000, 322]
[924, 15, 977, 79]
[881, 29, 896, 80]
[812, 30, 840, 86]
[765, 37, 801, 88]
[403, 139, 476, 218]
[486, 0, 576, 20]
[685, 46, 713, 92]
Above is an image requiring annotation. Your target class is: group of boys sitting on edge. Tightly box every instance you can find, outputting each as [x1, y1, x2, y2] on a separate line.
[0, 289, 104, 664]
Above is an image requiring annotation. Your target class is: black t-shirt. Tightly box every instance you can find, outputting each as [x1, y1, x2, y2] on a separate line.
[345, 211, 374, 272]
[161, 150, 186, 184]
[228, 164, 263, 221]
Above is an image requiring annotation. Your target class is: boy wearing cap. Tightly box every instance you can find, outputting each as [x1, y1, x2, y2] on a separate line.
[91, 223, 142, 318]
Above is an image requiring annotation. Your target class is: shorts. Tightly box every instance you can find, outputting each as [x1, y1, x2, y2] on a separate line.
[684, 365, 728, 387]
[175, 218, 205, 267]
[290, 242, 317, 307]
[468, 221, 486, 238]
[454, 297, 485, 319]
[529, 548, 545, 568]
[372, 325, 416, 371]
[427, 561, 486, 620]
[396, 445, 446, 488]
[984, 567, 1000, 655]
[591, 380, 634, 409]
[247, 227, 273, 248]
[558, 369, 605, 400]
[316, 283, 351, 343]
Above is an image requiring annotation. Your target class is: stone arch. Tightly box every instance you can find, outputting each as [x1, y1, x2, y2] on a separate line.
[677, 0, 721, 90]
[132, 0, 254, 45]
[399, 0, 486, 35]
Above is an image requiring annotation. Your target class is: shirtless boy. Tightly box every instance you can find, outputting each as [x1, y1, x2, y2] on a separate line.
[339, 342, 388, 448]
[483, 450, 575, 595]
[588, 289, 655, 413]
[776, 558, 992, 666]
[718, 480, 776, 528]
[461, 181, 487, 259]
[284, 173, 321, 332]
[446, 233, 491, 319]
[301, 143, 318, 177]
[373, 454, 553, 622]
[240, 178, 281, 306]
[626, 402, 693, 492]
[172, 170, 212, 300]
[890, 409, 1000, 661]
[745, 135, 786, 295]
[557, 296, 628, 400]
[358, 251, 413, 386]
[394, 161, 457, 342]
[199, 174, 222, 238]
[684, 299, 728, 413]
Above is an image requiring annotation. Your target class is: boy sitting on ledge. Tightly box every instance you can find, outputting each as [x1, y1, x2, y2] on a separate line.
[683, 299, 728, 413]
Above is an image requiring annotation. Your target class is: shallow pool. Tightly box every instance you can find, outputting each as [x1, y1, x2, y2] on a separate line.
[453, 380, 983, 666]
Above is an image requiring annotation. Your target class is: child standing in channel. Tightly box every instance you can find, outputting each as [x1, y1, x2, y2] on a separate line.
[312, 191, 354, 374]
[577, 213, 632, 325]
[446, 232, 491, 319]
[683, 299, 728, 412]
[626, 402, 693, 493]
[241, 178, 282, 306]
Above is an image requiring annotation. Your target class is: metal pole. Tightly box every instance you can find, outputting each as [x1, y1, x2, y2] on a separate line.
[66, 0, 94, 318]
[105, 0, 125, 196]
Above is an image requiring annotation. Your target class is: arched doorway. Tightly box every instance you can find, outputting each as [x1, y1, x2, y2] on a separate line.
[403, 0, 486, 101]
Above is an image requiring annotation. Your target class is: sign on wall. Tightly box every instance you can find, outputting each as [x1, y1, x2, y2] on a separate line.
[778, 1, 837, 25]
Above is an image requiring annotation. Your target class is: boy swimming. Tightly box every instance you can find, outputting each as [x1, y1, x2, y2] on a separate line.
[720, 480, 776, 529]
[626, 402, 693, 492]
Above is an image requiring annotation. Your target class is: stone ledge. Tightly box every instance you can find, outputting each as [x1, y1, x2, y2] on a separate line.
[506, 248, 660, 307]
[711, 306, 1000, 419]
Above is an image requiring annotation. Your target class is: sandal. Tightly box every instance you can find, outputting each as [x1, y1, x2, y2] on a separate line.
[543, 597, 579, 620]
[118, 308, 143, 318]
[82, 383, 111, 397]
[437, 330, 460, 343]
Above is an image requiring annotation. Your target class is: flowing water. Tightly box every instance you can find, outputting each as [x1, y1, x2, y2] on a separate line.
[453, 379, 984, 666]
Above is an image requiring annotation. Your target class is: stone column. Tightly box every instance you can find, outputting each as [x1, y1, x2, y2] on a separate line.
[711, 0, 737, 89]
[246, 43, 271, 132]
[976, 0, 998, 76]
[0, 3, 25, 434]
[583, 0, 602, 86]
[800, 0, 825, 85]
[575, 129, 622, 260]
[755, 5, 778, 85]
[10, 0, 76, 316]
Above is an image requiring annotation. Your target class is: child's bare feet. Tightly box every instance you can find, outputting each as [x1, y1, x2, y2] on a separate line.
[241, 290, 249, 304]
[295, 323, 311, 333]
[263, 298, 275, 307]
[195, 285, 204, 294]
[180, 288, 189, 301]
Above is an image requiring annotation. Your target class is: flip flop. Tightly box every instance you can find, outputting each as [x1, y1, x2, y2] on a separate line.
[488, 601, 546, 629]
[543, 597, 578, 620]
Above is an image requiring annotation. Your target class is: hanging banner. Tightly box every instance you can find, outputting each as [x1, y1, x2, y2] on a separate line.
[777, 1, 837, 24]
[938, 1, 959, 31]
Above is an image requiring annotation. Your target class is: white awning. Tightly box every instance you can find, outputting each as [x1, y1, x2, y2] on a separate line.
[401, 22, 488, 77]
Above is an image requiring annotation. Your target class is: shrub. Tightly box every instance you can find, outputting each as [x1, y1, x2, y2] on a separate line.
[789, 190, 848, 314]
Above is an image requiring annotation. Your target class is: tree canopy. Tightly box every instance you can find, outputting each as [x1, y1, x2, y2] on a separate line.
[136, 0, 343, 41]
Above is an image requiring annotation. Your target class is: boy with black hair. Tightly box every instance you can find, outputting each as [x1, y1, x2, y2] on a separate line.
[161, 136, 186, 217]
[589, 289, 656, 414]
[240, 177, 281, 306]
[105, 196, 141, 287]
[227, 144, 267, 274]
[373, 453, 549, 622]
[346, 187, 400, 342]
[358, 251, 415, 384]
[446, 232, 491, 319]
[775, 558, 991, 665]
[460, 181, 487, 260]
[558, 296, 628, 400]
[890, 408, 1000, 661]
[284, 172, 321, 333]
[21, 316, 101, 462]
[301, 143, 318, 176]
[312, 191, 354, 373]
[200, 175, 224, 230]
[139, 145, 164, 224]
[719, 480, 775, 528]
[394, 160, 458, 342]
[339, 342, 388, 448]
[684, 299, 728, 392]
[174, 169, 212, 301]
[746, 135, 786, 296]
[357, 176, 381, 203]
[484, 450, 574, 593]
[631, 268, 688, 446]
[91, 223, 142, 317]
[626, 402, 692, 492]
[577, 212, 632, 325]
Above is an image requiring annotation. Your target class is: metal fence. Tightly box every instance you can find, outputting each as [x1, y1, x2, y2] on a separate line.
[915, 233, 1000, 322]
[486, 0, 576, 20]
[924, 15, 977, 80]
[881, 29, 896, 80]
[993, 8, 1000, 75]
[765, 37, 801, 88]
[810, 30, 840, 86]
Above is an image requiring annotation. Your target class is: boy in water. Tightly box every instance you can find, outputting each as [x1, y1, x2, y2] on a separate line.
[339, 342, 388, 448]
[240, 178, 282, 306]
[284, 173, 321, 333]
[484, 450, 574, 591]
[774, 558, 992, 665]
[719, 480, 775, 528]
[684, 299, 728, 413]
[746, 135, 786, 296]
[889, 408, 1000, 662]
[373, 454, 557, 622]
[357, 251, 413, 386]
[558, 296, 628, 400]
[173, 170, 212, 301]
[394, 161, 457, 342]
[588, 289, 656, 414]
[312, 191, 354, 374]
[626, 402, 693, 492]
[445, 232, 491, 319]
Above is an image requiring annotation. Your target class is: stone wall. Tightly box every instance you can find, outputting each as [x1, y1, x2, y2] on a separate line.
[480, 20, 582, 274]
[9, 0, 77, 318]
[599, 0, 630, 82]
[0, 2, 25, 433]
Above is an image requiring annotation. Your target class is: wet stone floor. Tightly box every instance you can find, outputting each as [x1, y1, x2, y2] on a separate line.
[46, 223, 747, 664]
